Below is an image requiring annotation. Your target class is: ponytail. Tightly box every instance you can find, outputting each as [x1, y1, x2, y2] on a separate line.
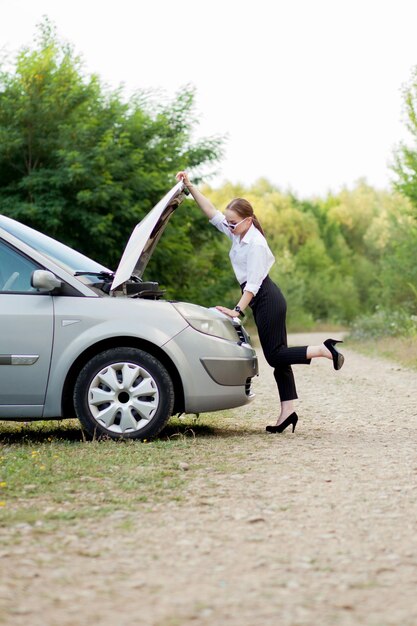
[252, 214, 264, 236]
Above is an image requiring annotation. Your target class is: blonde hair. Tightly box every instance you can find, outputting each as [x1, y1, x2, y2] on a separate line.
[225, 198, 264, 235]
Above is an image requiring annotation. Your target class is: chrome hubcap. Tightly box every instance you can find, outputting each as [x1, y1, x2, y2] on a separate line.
[87, 362, 159, 433]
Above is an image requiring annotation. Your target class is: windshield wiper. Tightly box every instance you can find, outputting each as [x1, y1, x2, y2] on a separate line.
[74, 271, 114, 281]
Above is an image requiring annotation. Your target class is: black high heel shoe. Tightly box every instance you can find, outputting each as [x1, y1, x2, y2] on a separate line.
[324, 338, 345, 370]
[266, 412, 298, 433]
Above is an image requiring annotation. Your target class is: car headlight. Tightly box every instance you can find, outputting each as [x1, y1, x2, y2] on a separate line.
[172, 302, 238, 342]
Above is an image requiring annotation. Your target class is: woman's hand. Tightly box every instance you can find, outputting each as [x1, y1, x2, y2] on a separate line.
[176, 171, 192, 187]
[176, 171, 218, 219]
[215, 306, 238, 318]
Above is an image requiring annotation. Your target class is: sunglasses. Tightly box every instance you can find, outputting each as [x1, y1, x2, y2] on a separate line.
[223, 217, 249, 231]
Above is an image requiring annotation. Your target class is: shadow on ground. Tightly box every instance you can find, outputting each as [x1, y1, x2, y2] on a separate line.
[0, 416, 263, 445]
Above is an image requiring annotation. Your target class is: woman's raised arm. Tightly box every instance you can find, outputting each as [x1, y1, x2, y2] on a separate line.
[176, 171, 218, 220]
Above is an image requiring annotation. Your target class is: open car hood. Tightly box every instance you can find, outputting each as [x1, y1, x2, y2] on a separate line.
[111, 181, 186, 292]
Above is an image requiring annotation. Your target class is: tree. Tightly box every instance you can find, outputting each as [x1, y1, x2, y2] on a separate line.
[0, 18, 222, 290]
[390, 66, 417, 315]
[203, 177, 416, 325]
[393, 65, 417, 212]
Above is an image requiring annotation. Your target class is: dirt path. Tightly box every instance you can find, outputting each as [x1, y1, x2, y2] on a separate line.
[1, 333, 417, 626]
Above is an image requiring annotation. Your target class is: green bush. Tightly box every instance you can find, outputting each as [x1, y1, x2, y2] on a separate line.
[348, 307, 417, 340]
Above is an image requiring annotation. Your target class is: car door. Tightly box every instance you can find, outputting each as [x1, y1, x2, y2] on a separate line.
[0, 239, 54, 417]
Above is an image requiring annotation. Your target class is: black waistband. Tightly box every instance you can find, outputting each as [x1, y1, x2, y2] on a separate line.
[240, 276, 273, 307]
[240, 275, 272, 291]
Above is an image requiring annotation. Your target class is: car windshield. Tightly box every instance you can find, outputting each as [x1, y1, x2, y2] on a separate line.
[0, 216, 112, 283]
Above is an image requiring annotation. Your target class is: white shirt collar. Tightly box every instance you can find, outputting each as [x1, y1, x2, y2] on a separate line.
[234, 223, 259, 245]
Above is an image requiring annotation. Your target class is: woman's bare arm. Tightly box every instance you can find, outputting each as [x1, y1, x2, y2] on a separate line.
[216, 290, 254, 319]
[176, 171, 218, 220]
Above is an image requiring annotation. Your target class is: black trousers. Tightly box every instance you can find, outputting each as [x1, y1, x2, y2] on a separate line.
[242, 276, 311, 401]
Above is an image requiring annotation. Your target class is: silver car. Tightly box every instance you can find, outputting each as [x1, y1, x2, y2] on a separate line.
[0, 182, 258, 440]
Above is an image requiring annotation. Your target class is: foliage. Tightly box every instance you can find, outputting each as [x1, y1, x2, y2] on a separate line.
[392, 64, 417, 212]
[378, 210, 417, 312]
[1, 19, 416, 328]
[349, 308, 417, 340]
[388, 65, 417, 325]
[0, 18, 224, 296]
[203, 179, 416, 327]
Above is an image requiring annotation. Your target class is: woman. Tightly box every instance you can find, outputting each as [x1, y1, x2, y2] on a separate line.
[176, 172, 344, 433]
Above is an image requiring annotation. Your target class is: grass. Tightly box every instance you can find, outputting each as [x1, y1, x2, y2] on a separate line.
[0, 415, 251, 531]
[347, 334, 417, 370]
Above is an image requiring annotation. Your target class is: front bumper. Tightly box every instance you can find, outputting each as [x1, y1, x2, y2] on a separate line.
[163, 326, 258, 414]
[200, 355, 258, 386]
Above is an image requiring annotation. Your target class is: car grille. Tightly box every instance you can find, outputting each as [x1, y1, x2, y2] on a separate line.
[245, 377, 254, 397]
[235, 325, 245, 343]
[235, 324, 251, 345]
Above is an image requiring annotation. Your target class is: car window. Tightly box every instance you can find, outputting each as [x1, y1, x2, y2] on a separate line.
[0, 215, 110, 278]
[0, 239, 41, 293]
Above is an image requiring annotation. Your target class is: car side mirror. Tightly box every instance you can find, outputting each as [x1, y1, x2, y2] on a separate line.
[31, 270, 63, 292]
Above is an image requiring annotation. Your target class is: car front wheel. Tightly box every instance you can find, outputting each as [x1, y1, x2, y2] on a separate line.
[73, 348, 174, 440]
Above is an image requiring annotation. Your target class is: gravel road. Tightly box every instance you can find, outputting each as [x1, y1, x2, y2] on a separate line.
[1, 333, 417, 626]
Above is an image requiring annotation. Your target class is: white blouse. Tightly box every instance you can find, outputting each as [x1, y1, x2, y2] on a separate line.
[209, 210, 275, 296]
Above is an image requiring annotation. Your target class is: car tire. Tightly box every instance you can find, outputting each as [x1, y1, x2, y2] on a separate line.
[73, 347, 174, 440]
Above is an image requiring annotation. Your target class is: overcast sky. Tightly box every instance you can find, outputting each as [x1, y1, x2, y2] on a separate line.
[1, 0, 417, 197]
